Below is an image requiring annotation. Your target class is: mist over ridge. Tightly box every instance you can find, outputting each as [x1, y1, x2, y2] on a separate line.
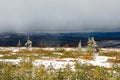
[0, 0, 120, 32]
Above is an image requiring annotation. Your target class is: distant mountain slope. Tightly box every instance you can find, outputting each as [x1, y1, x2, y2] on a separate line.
[0, 32, 120, 48]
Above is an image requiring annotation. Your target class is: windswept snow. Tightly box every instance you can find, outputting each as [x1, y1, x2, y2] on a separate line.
[12, 48, 20, 53]
[33, 59, 75, 70]
[0, 59, 21, 64]
[0, 56, 117, 69]
[0, 54, 3, 57]
[0, 47, 119, 69]
[0, 47, 120, 52]
[78, 56, 113, 68]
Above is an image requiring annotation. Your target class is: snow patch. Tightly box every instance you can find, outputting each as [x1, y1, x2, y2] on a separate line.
[12, 48, 20, 53]
[0, 54, 4, 57]
[94, 56, 110, 62]
[0, 59, 21, 64]
[33, 59, 75, 70]
[53, 52, 63, 55]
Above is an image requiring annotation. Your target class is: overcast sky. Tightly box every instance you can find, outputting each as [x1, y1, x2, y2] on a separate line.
[0, 0, 120, 33]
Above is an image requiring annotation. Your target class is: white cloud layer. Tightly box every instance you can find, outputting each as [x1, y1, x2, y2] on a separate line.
[0, 0, 120, 32]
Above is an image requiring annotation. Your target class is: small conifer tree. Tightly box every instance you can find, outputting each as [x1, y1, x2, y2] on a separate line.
[78, 40, 82, 51]
[17, 40, 21, 48]
[25, 36, 32, 49]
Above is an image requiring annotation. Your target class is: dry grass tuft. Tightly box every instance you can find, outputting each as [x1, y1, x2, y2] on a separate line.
[79, 56, 94, 60]
[107, 59, 120, 63]
[100, 51, 120, 57]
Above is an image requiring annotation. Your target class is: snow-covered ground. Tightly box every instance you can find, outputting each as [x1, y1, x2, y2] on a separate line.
[0, 47, 120, 52]
[101, 48, 120, 52]
[0, 59, 21, 64]
[0, 56, 116, 69]
[0, 47, 119, 69]
[0, 54, 4, 57]
[33, 56, 114, 69]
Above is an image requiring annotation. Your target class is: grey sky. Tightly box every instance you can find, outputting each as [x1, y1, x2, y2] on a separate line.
[0, 0, 120, 32]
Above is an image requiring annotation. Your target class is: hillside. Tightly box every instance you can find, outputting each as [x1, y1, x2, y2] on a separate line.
[0, 32, 120, 47]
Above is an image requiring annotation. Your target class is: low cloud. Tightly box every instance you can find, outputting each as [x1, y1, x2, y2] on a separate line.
[0, 0, 120, 32]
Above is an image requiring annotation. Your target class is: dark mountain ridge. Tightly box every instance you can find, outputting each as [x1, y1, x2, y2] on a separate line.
[0, 32, 120, 48]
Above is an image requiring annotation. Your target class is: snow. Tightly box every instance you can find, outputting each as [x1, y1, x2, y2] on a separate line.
[0, 47, 119, 69]
[90, 61, 111, 68]
[34, 56, 113, 69]
[32, 56, 116, 69]
[40, 48, 77, 51]
[0, 54, 4, 57]
[78, 58, 111, 68]
[0, 47, 120, 52]
[0, 59, 21, 64]
[94, 56, 111, 62]
[64, 48, 76, 51]
[33, 59, 75, 70]
[53, 52, 63, 55]
[0, 56, 116, 69]
[77, 56, 116, 68]
[101, 48, 120, 52]
[42, 48, 55, 51]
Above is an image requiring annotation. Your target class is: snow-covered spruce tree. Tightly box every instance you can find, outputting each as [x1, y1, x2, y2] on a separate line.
[78, 40, 82, 51]
[17, 40, 21, 48]
[25, 36, 32, 49]
[87, 37, 92, 49]
[91, 37, 97, 48]
[87, 37, 98, 55]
